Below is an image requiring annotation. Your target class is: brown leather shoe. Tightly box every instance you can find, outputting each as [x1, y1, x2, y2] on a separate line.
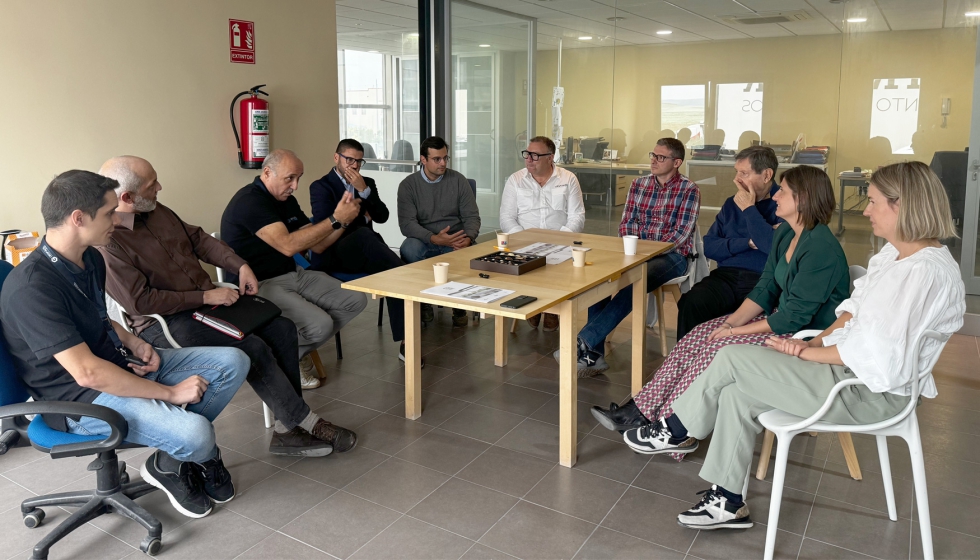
[527, 314, 541, 329]
[542, 313, 559, 332]
[310, 419, 357, 452]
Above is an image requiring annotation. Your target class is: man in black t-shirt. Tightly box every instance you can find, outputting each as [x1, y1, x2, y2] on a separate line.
[0, 170, 250, 519]
[220, 149, 367, 389]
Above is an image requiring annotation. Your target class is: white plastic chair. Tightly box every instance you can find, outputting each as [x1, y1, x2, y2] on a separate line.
[757, 328, 946, 560]
[106, 288, 276, 430]
[648, 225, 707, 356]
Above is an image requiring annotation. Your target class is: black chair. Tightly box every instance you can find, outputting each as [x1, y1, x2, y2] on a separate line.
[0, 261, 162, 559]
[929, 150, 968, 226]
[361, 142, 380, 171]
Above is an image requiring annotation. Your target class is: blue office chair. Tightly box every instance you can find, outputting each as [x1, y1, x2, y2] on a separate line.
[0, 261, 163, 559]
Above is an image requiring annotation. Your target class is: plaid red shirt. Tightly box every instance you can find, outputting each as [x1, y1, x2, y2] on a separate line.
[619, 171, 700, 256]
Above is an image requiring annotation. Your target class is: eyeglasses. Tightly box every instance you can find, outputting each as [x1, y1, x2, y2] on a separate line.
[648, 152, 678, 163]
[425, 156, 451, 164]
[337, 154, 366, 166]
[521, 150, 554, 161]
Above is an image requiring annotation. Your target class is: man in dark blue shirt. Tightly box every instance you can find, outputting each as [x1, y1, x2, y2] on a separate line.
[676, 146, 782, 340]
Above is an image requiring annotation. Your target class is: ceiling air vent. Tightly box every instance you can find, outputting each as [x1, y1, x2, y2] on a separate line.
[721, 11, 812, 25]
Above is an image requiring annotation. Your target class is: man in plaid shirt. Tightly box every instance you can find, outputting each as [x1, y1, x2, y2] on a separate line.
[557, 137, 700, 376]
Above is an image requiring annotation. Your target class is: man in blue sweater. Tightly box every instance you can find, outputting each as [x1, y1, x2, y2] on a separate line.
[675, 146, 782, 340]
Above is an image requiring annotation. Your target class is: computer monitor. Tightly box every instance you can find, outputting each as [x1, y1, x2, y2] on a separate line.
[579, 138, 598, 161]
[593, 141, 609, 160]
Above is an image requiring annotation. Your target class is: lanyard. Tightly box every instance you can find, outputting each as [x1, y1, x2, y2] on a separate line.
[38, 238, 129, 357]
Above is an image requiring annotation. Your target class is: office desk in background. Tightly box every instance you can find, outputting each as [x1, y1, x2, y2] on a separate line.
[557, 162, 650, 215]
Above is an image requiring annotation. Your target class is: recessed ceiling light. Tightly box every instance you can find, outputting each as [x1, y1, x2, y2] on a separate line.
[656, 30, 672, 35]
[479, 44, 491, 47]
[579, 36, 593, 40]
[846, 17, 867, 23]
[967, 11, 980, 16]
[408, 32, 419, 37]
[368, 50, 379, 53]
[607, 16, 624, 21]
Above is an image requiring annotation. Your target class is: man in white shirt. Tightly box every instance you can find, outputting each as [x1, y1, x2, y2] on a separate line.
[499, 136, 585, 331]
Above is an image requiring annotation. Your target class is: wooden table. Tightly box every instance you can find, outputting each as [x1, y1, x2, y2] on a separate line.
[341, 230, 672, 467]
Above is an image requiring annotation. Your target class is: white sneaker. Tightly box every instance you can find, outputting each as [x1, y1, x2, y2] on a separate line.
[623, 418, 698, 455]
[300, 355, 320, 390]
[677, 486, 753, 530]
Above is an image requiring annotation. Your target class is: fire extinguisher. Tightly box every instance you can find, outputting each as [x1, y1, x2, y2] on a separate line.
[230, 85, 270, 169]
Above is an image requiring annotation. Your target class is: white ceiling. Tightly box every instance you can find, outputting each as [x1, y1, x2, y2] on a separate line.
[336, 0, 980, 54]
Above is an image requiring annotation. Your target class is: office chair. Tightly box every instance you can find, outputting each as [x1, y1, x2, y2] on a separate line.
[0, 261, 163, 559]
[391, 139, 415, 172]
[361, 143, 379, 171]
[929, 150, 967, 226]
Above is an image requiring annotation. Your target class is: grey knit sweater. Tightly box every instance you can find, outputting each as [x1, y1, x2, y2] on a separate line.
[397, 169, 482, 243]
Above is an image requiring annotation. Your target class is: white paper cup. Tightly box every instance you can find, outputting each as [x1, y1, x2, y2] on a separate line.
[571, 247, 588, 267]
[433, 262, 449, 284]
[622, 235, 639, 256]
[496, 232, 509, 249]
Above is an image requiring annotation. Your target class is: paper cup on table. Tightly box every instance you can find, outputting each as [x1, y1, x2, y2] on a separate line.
[496, 232, 509, 249]
[622, 235, 639, 256]
[571, 247, 588, 267]
[433, 262, 449, 284]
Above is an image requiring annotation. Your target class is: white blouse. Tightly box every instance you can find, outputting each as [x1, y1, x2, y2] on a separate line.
[823, 243, 965, 398]
[499, 166, 586, 234]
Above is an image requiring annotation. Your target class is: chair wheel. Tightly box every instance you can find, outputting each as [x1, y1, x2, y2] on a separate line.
[23, 509, 45, 528]
[140, 536, 162, 556]
[120, 471, 130, 484]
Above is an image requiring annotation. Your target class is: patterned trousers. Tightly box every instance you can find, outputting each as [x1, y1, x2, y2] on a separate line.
[634, 314, 792, 460]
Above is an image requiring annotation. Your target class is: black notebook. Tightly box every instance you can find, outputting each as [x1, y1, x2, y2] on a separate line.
[193, 295, 282, 340]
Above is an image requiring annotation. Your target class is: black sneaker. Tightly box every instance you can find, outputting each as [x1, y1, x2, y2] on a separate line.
[677, 486, 753, 530]
[310, 419, 357, 452]
[591, 400, 651, 432]
[452, 308, 468, 327]
[140, 451, 212, 518]
[195, 448, 235, 504]
[623, 418, 698, 455]
[421, 304, 434, 323]
[398, 343, 425, 368]
[269, 427, 333, 457]
[552, 340, 609, 377]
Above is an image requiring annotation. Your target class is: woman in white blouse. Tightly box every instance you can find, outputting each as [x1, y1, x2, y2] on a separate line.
[617, 161, 965, 532]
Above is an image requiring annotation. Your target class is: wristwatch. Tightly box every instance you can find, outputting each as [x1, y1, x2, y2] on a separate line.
[328, 214, 342, 230]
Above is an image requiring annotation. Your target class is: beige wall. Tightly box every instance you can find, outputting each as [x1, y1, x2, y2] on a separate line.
[538, 28, 975, 181]
[0, 0, 339, 235]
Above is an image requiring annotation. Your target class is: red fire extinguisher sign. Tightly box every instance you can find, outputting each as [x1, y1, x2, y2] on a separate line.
[229, 20, 255, 64]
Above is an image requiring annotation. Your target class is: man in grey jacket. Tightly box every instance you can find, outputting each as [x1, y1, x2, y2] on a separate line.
[397, 136, 481, 325]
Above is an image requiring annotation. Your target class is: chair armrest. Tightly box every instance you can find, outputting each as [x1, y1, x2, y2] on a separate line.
[146, 314, 182, 349]
[782, 377, 866, 432]
[214, 282, 238, 290]
[793, 330, 822, 340]
[0, 401, 127, 459]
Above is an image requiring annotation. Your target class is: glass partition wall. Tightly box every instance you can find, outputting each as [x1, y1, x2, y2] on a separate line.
[337, 0, 980, 304]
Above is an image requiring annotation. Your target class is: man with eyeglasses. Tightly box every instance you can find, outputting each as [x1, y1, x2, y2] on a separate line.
[499, 136, 585, 331]
[221, 149, 368, 390]
[308, 139, 412, 359]
[397, 136, 481, 326]
[558, 137, 700, 376]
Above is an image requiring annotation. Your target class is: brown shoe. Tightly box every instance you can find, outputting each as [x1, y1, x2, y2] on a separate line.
[527, 314, 541, 329]
[310, 419, 357, 452]
[542, 313, 559, 332]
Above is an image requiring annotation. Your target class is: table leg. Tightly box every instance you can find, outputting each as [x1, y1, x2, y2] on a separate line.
[558, 299, 577, 468]
[631, 264, 648, 396]
[494, 315, 508, 367]
[404, 300, 422, 420]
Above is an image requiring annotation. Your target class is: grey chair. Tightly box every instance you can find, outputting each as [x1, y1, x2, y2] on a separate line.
[391, 140, 415, 172]
[361, 143, 379, 171]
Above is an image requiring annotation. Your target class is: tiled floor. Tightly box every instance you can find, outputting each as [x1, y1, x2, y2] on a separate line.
[1, 301, 979, 559]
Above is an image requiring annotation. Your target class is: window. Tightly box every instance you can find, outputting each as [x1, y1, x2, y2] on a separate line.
[661, 85, 705, 147]
[339, 50, 388, 157]
[715, 83, 763, 151]
[870, 78, 920, 155]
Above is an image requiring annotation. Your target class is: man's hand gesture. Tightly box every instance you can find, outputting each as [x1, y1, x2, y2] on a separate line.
[431, 226, 467, 247]
[334, 190, 361, 224]
[733, 178, 754, 211]
[343, 167, 369, 192]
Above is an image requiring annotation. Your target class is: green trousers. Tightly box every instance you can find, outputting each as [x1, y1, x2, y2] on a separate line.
[672, 344, 910, 492]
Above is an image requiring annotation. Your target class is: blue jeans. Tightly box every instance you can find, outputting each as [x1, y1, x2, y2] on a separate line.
[400, 238, 454, 263]
[579, 252, 689, 356]
[67, 347, 250, 463]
